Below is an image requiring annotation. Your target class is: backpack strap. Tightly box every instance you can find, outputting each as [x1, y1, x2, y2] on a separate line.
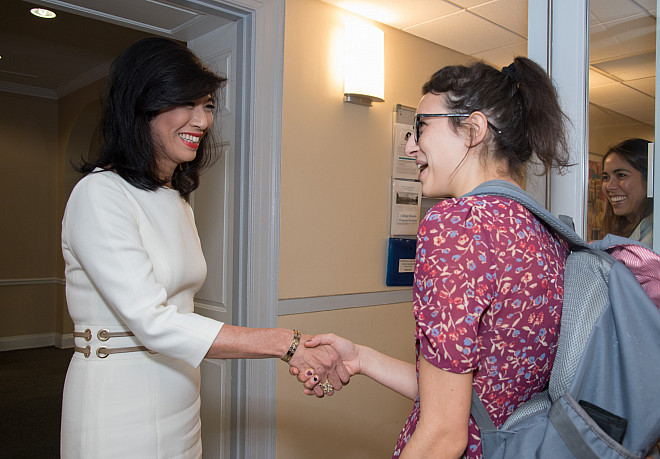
[464, 180, 589, 435]
[470, 386, 605, 459]
[590, 233, 652, 252]
[463, 180, 589, 251]
[471, 387, 496, 432]
[548, 398, 603, 459]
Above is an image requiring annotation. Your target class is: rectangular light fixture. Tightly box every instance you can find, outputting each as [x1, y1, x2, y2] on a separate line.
[344, 22, 384, 107]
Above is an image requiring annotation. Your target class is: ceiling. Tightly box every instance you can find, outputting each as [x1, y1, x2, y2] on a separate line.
[323, 0, 657, 127]
[0, 0, 231, 99]
[0, 0, 656, 128]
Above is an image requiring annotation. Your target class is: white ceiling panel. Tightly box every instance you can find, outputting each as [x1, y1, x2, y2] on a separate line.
[33, 0, 199, 30]
[590, 103, 645, 131]
[626, 76, 656, 97]
[589, 69, 617, 89]
[590, 82, 650, 106]
[631, 0, 657, 16]
[590, 11, 603, 27]
[468, 0, 528, 38]
[607, 15, 656, 50]
[590, 0, 648, 24]
[405, 10, 523, 55]
[590, 15, 655, 62]
[619, 105, 655, 125]
[589, 62, 655, 126]
[471, 41, 528, 69]
[589, 82, 622, 105]
[607, 104, 654, 125]
[28, 0, 231, 40]
[592, 52, 655, 81]
[322, 0, 461, 29]
[451, 0, 497, 8]
[590, 82, 654, 125]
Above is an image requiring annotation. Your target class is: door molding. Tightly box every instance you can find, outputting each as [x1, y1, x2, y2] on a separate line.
[191, 1, 284, 458]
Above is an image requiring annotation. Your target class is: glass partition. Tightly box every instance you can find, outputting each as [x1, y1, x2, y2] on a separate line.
[587, 0, 655, 249]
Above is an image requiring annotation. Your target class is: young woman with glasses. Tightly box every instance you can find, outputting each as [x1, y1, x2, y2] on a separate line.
[300, 57, 572, 458]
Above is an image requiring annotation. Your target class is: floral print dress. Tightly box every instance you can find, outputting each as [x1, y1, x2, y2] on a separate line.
[393, 195, 569, 458]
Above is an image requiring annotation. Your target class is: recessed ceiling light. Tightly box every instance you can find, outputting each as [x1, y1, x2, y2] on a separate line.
[30, 8, 57, 19]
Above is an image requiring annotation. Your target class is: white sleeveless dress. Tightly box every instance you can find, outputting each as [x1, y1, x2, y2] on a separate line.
[60, 170, 224, 458]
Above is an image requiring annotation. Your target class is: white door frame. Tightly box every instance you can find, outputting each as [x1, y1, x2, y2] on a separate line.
[528, 0, 589, 237]
[199, 1, 284, 457]
[174, 1, 284, 457]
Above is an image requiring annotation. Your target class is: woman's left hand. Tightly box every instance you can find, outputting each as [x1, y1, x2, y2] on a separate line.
[288, 333, 351, 397]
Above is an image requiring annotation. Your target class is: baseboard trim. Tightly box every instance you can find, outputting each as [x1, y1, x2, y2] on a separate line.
[0, 277, 65, 287]
[0, 333, 75, 351]
[56, 333, 75, 349]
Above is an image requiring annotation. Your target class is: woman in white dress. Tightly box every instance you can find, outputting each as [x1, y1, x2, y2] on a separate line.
[60, 37, 348, 458]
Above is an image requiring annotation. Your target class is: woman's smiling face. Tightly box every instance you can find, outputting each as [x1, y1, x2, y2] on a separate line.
[150, 95, 215, 181]
[404, 93, 469, 198]
[601, 152, 647, 221]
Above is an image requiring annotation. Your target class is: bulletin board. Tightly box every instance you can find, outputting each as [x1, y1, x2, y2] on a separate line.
[387, 105, 418, 286]
[390, 104, 420, 237]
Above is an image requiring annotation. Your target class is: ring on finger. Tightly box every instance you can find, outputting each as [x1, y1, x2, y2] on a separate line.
[320, 379, 334, 394]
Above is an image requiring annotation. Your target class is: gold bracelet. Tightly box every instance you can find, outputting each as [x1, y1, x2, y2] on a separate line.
[281, 329, 301, 363]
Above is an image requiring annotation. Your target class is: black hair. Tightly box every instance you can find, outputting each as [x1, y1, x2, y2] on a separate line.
[600, 138, 653, 237]
[80, 37, 227, 200]
[421, 57, 571, 182]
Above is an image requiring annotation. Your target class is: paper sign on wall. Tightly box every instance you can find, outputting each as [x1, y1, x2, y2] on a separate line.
[392, 122, 418, 180]
[391, 179, 422, 236]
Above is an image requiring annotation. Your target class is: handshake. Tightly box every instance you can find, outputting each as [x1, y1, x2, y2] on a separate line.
[284, 332, 361, 398]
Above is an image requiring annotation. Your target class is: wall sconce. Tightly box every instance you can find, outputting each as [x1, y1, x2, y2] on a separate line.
[344, 22, 384, 107]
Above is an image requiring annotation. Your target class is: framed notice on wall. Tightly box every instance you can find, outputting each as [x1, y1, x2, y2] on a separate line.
[392, 104, 417, 181]
[391, 179, 422, 236]
[390, 104, 422, 237]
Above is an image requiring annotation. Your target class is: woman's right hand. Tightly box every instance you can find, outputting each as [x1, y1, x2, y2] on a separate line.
[298, 334, 361, 395]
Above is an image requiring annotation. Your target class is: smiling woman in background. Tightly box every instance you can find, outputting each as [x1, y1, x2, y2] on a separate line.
[601, 138, 653, 248]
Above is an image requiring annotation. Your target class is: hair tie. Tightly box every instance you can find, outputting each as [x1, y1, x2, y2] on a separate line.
[501, 63, 518, 83]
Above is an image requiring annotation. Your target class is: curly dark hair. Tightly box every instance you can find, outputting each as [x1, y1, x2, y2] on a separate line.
[421, 57, 572, 182]
[80, 37, 227, 200]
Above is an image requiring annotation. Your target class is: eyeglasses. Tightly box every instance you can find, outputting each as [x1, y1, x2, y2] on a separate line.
[413, 113, 502, 142]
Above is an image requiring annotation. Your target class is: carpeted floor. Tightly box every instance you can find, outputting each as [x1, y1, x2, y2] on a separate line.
[0, 346, 73, 458]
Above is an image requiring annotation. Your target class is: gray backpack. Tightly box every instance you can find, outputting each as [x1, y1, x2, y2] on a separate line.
[464, 180, 660, 459]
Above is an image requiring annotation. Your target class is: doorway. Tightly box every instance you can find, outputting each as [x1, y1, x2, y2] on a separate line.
[9, 0, 284, 457]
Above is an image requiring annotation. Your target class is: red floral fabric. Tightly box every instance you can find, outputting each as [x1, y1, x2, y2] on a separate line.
[393, 195, 569, 458]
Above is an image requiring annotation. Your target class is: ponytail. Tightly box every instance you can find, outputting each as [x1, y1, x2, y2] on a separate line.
[422, 57, 572, 180]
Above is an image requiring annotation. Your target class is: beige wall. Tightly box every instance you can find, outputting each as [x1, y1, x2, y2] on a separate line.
[277, 305, 415, 459]
[56, 80, 105, 337]
[0, 92, 59, 338]
[277, 0, 473, 457]
[279, 0, 470, 299]
[0, 80, 103, 343]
